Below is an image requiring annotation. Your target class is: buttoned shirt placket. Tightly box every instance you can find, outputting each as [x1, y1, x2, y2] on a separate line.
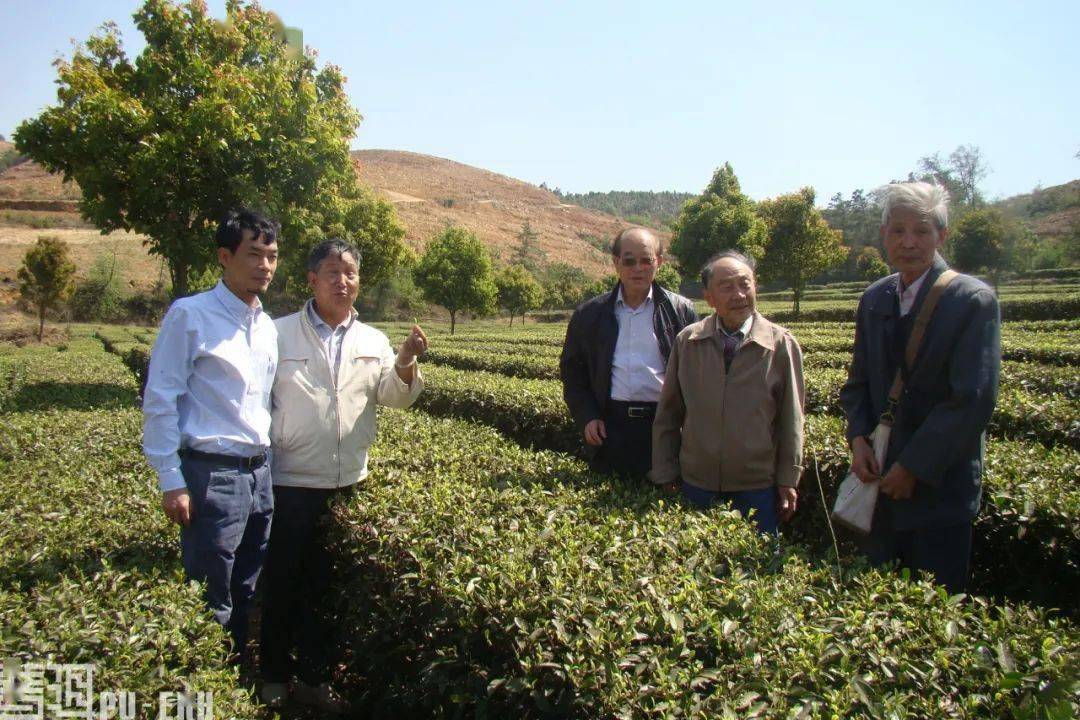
[307, 302, 356, 482]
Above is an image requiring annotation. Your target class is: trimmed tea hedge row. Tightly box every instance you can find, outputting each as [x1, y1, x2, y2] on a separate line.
[413, 365, 1080, 611]
[764, 295, 1080, 324]
[1001, 362, 1079, 399]
[422, 346, 559, 381]
[416, 357, 1076, 448]
[0, 340, 263, 718]
[326, 408, 1079, 717]
[0, 571, 261, 720]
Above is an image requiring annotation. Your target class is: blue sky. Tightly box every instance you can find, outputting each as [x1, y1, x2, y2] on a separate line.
[2, 0, 1077, 203]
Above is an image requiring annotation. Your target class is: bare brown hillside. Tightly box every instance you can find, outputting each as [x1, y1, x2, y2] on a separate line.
[0, 151, 646, 298]
[352, 149, 655, 274]
[0, 158, 81, 200]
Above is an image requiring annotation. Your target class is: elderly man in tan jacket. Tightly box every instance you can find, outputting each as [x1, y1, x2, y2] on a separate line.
[260, 239, 426, 712]
[650, 250, 804, 533]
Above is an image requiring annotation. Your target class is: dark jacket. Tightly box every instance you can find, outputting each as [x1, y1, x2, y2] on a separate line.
[559, 282, 698, 450]
[839, 254, 1001, 531]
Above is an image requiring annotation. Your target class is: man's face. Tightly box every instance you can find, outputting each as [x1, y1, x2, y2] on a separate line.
[704, 257, 756, 330]
[218, 229, 277, 297]
[880, 206, 947, 280]
[308, 252, 360, 318]
[613, 230, 663, 296]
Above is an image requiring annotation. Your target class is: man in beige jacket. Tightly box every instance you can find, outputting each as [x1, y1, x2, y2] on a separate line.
[650, 250, 804, 533]
[260, 239, 426, 711]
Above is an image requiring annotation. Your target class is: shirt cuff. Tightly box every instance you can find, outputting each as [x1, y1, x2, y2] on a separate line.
[157, 467, 187, 493]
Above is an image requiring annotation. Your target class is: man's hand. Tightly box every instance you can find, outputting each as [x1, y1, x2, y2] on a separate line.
[162, 488, 193, 527]
[880, 463, 917, 500]
[398, 325, 428, 363]
[850, 435, 880, 484]
[777, 486, 798, 523]
[583, 418, 606, 446]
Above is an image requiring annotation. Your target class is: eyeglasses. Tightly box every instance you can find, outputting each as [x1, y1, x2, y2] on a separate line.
[619, 256, 657, 268]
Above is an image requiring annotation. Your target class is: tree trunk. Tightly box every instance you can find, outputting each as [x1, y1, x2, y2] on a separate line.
[171, 257, 190, 299]
[509, 313, 513, 327]
[793, 286, 801, 319]
[38, 303, 45, 342]
[450, 310, 456, 335]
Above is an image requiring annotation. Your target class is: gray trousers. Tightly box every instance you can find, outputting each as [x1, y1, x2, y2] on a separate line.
[179, 452, 274, 649]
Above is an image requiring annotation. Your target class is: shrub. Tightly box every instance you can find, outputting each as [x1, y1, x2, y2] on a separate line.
[326, 409, 1079, 717]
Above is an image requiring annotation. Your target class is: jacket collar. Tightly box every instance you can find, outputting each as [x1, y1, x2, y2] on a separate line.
[872, 252, 949, 317]
[907, 253, 949, 317]
[305, 298, 357, 333]
[687, 311, 774, 350]
[604, 281, 672, 314]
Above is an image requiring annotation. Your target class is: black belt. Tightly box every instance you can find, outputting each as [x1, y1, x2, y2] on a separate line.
[607, 400, 658, 419]
[180, 448, 268, 470]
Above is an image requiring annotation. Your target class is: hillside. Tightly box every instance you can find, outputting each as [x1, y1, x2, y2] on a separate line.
[554, 189, 695, 229]
[0, 151, 651, 298]
[352, 150, 644, 274]
[993, 179, 1080, 241]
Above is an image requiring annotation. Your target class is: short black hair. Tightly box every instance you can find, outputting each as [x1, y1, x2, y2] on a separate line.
[308, 238, 362, 273]
[611, 227, 662, 258]
[700, 249, 756, 287]
[215, 208, 279, 253]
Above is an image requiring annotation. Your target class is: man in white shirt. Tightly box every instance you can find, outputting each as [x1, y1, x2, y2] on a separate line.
[259, 239, 426, 711]
[559, 228, 698, 478]
[142, 208, 279, 653]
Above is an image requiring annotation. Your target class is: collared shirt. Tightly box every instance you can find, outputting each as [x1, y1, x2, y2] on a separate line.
[610, 286, 666, 402]
[306, 301, 356, 382]
[898, 267, 932, 317]
[142, 281, 278, 492]
[718, 314, 753, 369]
[717, 314, 753, 340]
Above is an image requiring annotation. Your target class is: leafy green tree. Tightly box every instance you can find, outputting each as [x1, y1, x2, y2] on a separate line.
[359, 253, 427, 321]
[757, 188, 847, 317]
[414, 227, 497, 334]
[14, 0, 404, 298]
[538, 262, 589, 309]
[822, 188, 882, 256]
[654, 261, 682, 292]
[69, 246, 127, 322]
[915, 144, 989, 210]
[854, 245, 889, 282]
[952, 208, 1012, 288]
[670, 163, 767, 277]
[495, 264, 544, 326]
[581, 274, 617, 304]
[512, 221, 546, 273]
[18, 236, 77, 341]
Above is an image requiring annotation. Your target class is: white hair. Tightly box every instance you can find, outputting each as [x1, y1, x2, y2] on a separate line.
[879, 181, 950, 230]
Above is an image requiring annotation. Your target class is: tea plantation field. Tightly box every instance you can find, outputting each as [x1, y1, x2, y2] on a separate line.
[2, 279, 1078, 718]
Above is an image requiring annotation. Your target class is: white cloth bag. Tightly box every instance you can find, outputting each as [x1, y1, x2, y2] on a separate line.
[831, 423, 890, 534]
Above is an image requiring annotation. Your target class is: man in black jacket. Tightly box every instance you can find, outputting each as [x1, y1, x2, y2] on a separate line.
[560, 227, 698, 478]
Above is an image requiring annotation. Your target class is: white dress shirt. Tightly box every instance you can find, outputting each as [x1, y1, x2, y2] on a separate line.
[142, 281, 278, 492]
[610, 286, 666, 402]
[898, 267, 932, 317]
